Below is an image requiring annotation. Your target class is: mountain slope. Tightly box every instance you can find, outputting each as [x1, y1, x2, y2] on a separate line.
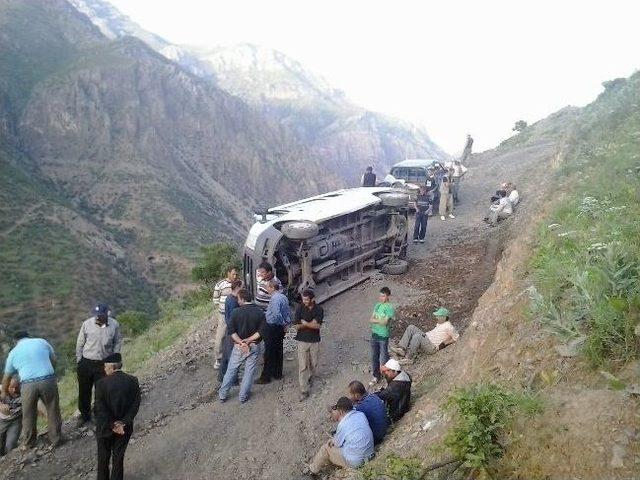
[68, 0, 449, 183]
[0, 0, 338, 348]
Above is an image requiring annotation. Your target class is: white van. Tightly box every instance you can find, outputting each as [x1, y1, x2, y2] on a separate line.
[243, 187, 410, 303]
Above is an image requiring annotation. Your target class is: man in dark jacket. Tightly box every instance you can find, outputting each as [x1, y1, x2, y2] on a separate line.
[375, 359, 412, 422]
[218, 289, 266, 404]
[361, 166, 377, 187]
[94, 353, 141, 480]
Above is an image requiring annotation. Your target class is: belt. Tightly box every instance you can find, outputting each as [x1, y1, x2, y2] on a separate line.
[21, 374, 56, 384]
[81, 357, 106, 363]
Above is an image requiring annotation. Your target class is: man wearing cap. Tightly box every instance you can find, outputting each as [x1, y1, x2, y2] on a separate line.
[375, 359, 412, 422]
[391, 307, 459, 361]
[1, 331, 63, 449]
[76, 303, 122, 427]
[308, 397, 374, 474]
[94, 353, 141, 480]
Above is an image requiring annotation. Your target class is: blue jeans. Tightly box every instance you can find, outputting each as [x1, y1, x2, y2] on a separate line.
[371, 336, 389, 380]
[219, 342, 264, 402]
[413, 211, 428, 240]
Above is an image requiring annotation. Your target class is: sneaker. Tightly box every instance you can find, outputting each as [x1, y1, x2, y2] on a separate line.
[413, 239, 419, 244]
[390, 346, 406, 357]
[213, 360, 220, 370]
[219, 396, 227, 403]
[440, 216, 446, 221]
[419, 239, 425, 243]
[448, 214, 455, 219]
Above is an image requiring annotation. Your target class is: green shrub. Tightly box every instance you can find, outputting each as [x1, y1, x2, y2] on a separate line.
[444, 384, 541, 475]
[191, 242, 241, 285]
[528, 72, 640, 367]
[180, 286, 214, 309]
[118, 310, 152, 336]
[360, 453, 424, 480]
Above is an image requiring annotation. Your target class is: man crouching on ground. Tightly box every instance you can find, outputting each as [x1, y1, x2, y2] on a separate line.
[306, 397, 374, 475]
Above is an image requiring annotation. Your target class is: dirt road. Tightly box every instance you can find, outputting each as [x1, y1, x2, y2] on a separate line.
[1, 139, 559, 479]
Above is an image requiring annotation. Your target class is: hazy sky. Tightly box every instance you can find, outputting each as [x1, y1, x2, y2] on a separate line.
[109, 0, 640, 153]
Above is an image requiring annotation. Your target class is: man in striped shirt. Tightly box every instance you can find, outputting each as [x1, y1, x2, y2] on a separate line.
[213, 266, 239, 370]
[254, 262, 282, 310]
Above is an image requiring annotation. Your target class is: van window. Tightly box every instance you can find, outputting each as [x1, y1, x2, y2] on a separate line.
[390, 167, 409, 180]
[407, 168, 427, 183]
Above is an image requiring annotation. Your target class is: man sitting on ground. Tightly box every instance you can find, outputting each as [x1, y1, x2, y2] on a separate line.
[507, 183, 519, 207]
[374, 359, 412, 422]
[347, 380, 388, 445]
[485, 189, 512, 226]
[0, 377, 22, 455]
[391, 307, 459, 361]
[308, 397, 374, 475]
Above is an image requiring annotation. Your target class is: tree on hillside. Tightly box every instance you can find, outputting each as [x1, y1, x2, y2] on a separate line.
[513, 120, 528, 132]
[191, 242, 241, 285]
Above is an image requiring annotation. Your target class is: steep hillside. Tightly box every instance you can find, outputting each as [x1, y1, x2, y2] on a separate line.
[358, 74, 640, 479]
[0, 0, 338, 348]
[68, 0, 449, 183]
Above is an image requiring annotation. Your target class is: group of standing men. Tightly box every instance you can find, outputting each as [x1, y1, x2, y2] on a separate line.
[212, 262, 324, 404]
[1, 304, 141, 480]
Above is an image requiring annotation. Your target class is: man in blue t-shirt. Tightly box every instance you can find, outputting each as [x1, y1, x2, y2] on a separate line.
[1, 331, 63, 449]
[347, 380, 388, 444]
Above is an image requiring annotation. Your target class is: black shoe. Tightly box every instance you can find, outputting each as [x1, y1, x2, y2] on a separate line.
[256, 377, 271, 385]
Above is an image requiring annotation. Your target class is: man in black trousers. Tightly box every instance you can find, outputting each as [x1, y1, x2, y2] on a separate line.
[94, 353, 141, 480]
[257, 279, 291, 384]
[76, 303, 122, 427]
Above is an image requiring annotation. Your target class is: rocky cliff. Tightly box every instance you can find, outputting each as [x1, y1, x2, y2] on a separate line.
[0, 0, 338, 345]
[68, 1, 449, 184]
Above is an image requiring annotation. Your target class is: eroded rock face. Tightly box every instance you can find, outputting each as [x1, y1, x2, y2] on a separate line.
[0, 0, 340, 345]
[65, 1, 449, 184]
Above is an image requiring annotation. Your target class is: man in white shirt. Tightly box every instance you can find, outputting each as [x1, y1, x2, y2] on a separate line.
[391, 307, 459, 361]
[76, 304, 122, 427]
[507, 183, 519, 207]
[213, 266, 238, 370]
[488, 190, 513, 226]
[450, 160, 468, 205]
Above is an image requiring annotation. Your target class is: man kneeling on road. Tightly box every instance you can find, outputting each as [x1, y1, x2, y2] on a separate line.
[391, 307, 459, 362]
[307, 397, 374, 475]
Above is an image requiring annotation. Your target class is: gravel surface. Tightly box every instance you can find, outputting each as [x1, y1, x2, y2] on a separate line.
[0, 139, 557, 480]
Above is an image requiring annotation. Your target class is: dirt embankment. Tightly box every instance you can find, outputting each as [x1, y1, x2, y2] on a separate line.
[360, 144, 640, 480]
[4, 137, 635, 480]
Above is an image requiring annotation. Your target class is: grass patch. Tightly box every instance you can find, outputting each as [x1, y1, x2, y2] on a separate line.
[528, 73, 640, 368]
[57, 298, 208, 417]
